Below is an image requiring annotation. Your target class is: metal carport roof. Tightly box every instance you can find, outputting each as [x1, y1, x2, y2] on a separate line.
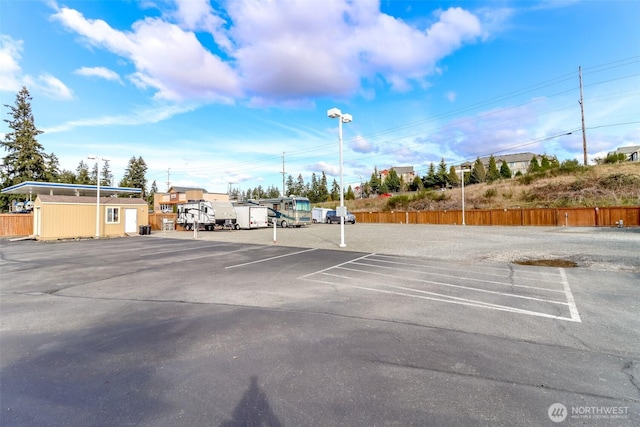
[1, 181, 142, 197]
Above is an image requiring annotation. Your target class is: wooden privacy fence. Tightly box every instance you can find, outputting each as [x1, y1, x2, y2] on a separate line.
[149, 213, 177, 230]
[354, 207, 640, 227]
[0, 214, 33, 236]
[2, 208, 639, 237]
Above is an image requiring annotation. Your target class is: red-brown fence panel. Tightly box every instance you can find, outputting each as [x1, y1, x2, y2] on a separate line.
[0, 213, 33, 236]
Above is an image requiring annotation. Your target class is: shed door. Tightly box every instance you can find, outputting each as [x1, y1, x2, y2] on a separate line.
[125, 209, 138, 233]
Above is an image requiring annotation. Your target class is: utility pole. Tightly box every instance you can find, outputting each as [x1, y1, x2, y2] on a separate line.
[166, 168, 171, 192]
[281, 152, 286, 196]
[579, 66, 588, 166]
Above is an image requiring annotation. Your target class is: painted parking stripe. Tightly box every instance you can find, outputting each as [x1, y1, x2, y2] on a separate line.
[225, 248, 318, 269]
[300, 253, 580, 322]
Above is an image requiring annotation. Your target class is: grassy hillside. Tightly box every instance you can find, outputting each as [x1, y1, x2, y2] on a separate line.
[341, 163, 640, 212]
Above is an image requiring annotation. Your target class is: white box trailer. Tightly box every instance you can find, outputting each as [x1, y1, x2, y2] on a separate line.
[234, 205, 269, 229]
[312, 207, 331, 223]
[176, 200, 237, 231]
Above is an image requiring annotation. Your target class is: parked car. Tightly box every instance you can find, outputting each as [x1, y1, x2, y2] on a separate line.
[326, 210, 356, 224]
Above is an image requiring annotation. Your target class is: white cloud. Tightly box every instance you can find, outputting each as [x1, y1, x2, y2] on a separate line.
[23, 73, 73, 100]
[349, 135, 377, 154]
[50, 1, 487, 104]
[74, 66, 122, 83]
[51, 6, 242, 101]
[43, 102, 198, 133]
[0, 35, 23, 92]
[1, 34, 73, 99]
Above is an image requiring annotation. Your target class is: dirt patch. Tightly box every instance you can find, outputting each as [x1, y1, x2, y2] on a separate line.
[512, 259, 578, 268]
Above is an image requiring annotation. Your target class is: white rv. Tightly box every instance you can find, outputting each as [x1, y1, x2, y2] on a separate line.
[234, 205, 269, 229]
[176, 200, 237, 231]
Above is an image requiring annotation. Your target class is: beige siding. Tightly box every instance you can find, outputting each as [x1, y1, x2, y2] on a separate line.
[34, 197, 149, 240]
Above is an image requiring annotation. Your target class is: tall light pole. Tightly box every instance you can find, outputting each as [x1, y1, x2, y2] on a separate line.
[456, 166, 470, 226]
[328, 108, 352, 248]
[88, 155, 109, 238]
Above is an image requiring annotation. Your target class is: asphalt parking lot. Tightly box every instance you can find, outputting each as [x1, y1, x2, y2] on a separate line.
[1, 224, 639, 426]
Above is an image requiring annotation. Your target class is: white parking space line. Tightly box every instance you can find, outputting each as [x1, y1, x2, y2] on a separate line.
[560, 268, 582, 322]
[225, 248, 318, 269]
[141, 243, 233, 257]
[300, 254, 581, 322]
[350, 261, 566, 293]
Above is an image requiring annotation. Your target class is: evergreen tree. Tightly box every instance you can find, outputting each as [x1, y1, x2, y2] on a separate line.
[76, 160, 91, 184]
[448, 165, 459, 187]
[119, 156, 148, 198]
[44, 152, 61, 182]
[100, 160, 114, 186]
[330, 179, 340, 201]
[294, 174, 305, 196]
[58, 169, 77, 184]
[422, 162, 437, 188]
[369, 167, 381, 194]
[436, 158, 449, 188]
[345, 185, 355, 200]
[1, 86, 46, 210]
[486, 155, 501, 183]
[528, 156, 541, 174]
[318, 172, 329, 202]
[148, 180, 158, 206]
[285, 175, 295, 196]
[499, 160, 512, 179]
[386, 169, 401, 192]
[469, 158, 486, 184]
[409, 176, 423, 191]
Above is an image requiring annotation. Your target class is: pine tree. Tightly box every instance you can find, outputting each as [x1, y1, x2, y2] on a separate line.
[470, 158, 486, 184]
[386, 169, 401, 192]
[319, 172, 329, 202]
[448, 165, 459, 187]
[294, 174, 305, 196]
[528, 156, 541, 174]
[369, 167, 381, 195]
[345, 185, 355, 200]
[44, 152, 61, 182]
[76, 160, 91, 184]
[499, 160, 512, 179]
[422, 162, 436, 188]
[486, 155, 501, 183]
[436, 158, 449, 188]
[100, 160, 114, 186]
[285, 175, 295, 196]
[1, 86, 46, 210]
[330, 179, 340, 201]
[119, 156, 148, 198]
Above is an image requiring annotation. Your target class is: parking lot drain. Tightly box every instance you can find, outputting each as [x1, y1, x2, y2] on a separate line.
[513, 259, 578, 268]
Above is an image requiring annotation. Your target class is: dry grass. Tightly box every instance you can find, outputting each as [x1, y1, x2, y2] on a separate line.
[343, 163, 640, 211]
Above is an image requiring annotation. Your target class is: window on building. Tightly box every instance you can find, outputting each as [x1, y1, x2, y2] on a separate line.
[106, 207, 120, 223]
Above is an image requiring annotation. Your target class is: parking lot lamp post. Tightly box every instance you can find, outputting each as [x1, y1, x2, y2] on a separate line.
[456, 166, 469, 226]
[87, 155, 109, 238]
[328, 108, 352, 248]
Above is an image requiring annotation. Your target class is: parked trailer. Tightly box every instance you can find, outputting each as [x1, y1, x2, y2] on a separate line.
[312, 207, 331, 224]
[176, 200, 237, 231]
[233, 205, 269, 229]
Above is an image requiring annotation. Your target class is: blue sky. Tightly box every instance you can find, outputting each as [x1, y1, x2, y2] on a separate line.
[1, 0, 639, 193]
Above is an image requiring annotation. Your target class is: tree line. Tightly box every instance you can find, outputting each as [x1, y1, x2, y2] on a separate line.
[0, 87, 155, 211]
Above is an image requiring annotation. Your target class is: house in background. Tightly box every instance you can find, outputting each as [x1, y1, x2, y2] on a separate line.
[380, 166, 416, 184]
[461, 152, 543, 176]
[153, 186, 229, 212]
[606, 145, 640, 162]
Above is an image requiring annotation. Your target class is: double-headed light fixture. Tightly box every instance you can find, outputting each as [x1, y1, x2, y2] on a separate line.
[327, 108, 352, 248]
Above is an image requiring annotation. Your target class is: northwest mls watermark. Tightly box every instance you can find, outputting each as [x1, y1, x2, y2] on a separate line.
[548, 403, 629, 423]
